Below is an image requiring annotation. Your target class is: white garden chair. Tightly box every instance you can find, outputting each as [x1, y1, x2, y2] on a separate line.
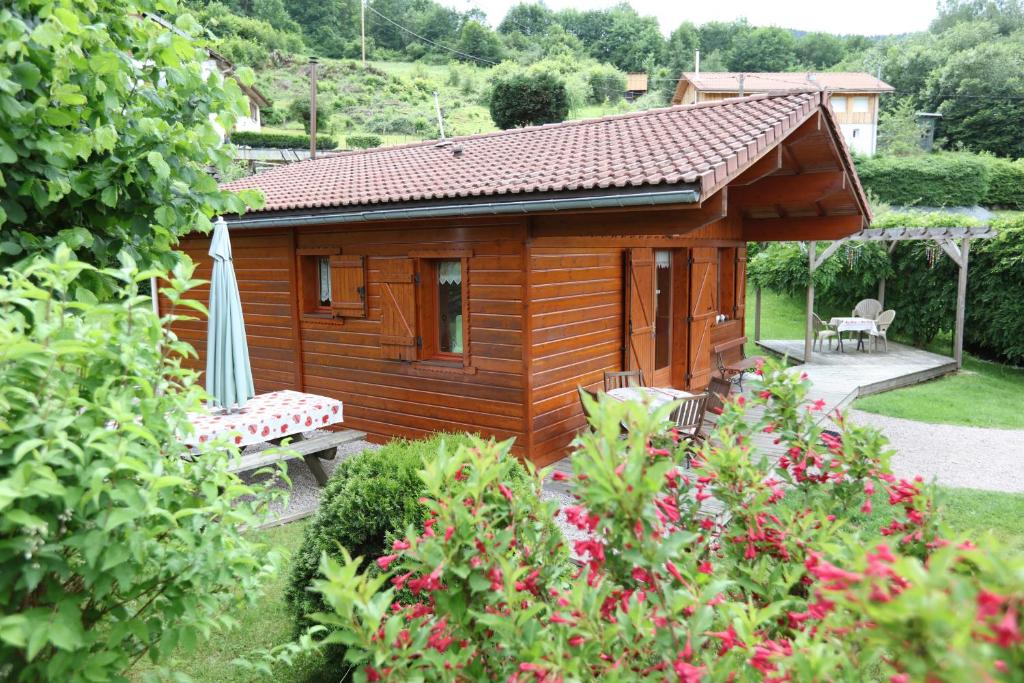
[852, 298, 883, 320]
[870, 310, 896, 352]
[812, 313, 839, 351]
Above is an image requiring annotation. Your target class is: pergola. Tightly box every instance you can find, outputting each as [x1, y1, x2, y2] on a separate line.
[752, 225, 998, 367]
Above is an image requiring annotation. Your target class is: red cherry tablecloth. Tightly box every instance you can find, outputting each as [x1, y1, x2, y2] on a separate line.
[183, 390, 344, 448]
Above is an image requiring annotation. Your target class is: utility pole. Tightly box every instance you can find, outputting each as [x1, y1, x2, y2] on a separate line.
[309, 57, 318, 160]
[360, 0, 366, 68]
[738, 73, 745, 97]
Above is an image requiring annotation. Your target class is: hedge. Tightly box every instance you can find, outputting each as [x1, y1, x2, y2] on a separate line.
[749, 212, 1024, 365]
[981, 156, 1024, 209]
[345, 134, 382, 149]
[229, 130, 336, 150]
[854, 153, 991, 207]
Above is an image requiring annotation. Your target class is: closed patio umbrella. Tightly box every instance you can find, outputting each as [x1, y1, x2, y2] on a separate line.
[205, 217, 254, 411]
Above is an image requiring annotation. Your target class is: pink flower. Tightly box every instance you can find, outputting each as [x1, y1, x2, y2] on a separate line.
[568, 635, 585, 647]
[698, 561, 713, 575]
[552, 470, 570, 481]
[377, 554, 398, 571]
[392, 539, 410, 551]
[444, 526, 455, 543]
[498, 483, 514, 501]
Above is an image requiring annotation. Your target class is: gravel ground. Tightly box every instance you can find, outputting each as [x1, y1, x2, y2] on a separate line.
[237, 432, 379, 526]
[849, 409, 1024, 493]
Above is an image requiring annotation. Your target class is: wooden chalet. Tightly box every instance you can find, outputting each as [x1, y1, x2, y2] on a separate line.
[172, 92, 871, 465]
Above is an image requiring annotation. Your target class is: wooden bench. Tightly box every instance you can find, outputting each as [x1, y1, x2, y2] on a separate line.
[227, 429, 367, 486]
[713, 337, 764, 391]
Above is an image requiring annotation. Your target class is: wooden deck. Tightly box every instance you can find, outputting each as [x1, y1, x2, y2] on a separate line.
[756, 339, 957, 410]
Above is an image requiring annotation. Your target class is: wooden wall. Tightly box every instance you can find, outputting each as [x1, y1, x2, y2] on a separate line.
[526, 245, 625, 465]
[167, 230, 300, 394]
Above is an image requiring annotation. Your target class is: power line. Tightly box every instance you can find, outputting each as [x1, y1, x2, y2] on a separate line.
[365, 5, 499, 66]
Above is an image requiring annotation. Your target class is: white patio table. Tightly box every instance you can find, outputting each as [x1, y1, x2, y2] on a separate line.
[607, 386, 693, 410]
[829, 316, 879, 352]
[182, 390, 362, 486]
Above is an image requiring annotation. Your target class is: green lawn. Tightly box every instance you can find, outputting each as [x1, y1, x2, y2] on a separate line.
[131, 520, 329, 683]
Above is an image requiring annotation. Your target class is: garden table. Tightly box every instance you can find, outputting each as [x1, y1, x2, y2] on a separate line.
[182, 390, 360, 486]
[828, 316, 879, 352]
[607, 386, 693, 411]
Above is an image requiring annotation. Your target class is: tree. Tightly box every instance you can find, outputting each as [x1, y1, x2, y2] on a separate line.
[497, 2, 554, 36]
[597, 5, 665, 72]
[931, 0, 1024, 34]
[698, 19, 750, 56]
[727, 26, 798, 72]
[489, 71, 569, 129]
[663, 21, 700, 78]
[876, 98, 927, 156]
[0, 0, 260, 279]
[929, 39, 1024, 157]
[286, 0, 360, 58]
[456, 20, 505, 64]
[796, 31, 847, 68]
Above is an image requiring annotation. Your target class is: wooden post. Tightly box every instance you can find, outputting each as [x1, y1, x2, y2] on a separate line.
[308, 58, 318, 160]
[805, 241, 816, 362]
[360, 0, 367, 67]
[754, 286, 762, 342]
[953, 237, 970, 369]
[877, 276, 886, 309]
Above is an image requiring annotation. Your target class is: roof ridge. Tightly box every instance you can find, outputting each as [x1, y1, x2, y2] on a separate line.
[236, 92, 813, 176]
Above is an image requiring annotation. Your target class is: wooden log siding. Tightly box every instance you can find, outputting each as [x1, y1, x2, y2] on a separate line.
[294, 219, 529, 455]
[166, 231, 300, 394]
[527, 246, 625, 465]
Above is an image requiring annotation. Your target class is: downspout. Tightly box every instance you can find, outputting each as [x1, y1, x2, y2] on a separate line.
[226, 188, 702, 230]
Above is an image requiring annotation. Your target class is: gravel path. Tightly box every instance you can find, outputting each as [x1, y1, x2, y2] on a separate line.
[848, 409, 1024, 493]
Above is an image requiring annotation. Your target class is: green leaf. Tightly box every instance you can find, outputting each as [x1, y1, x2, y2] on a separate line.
[146, 151, 170, 179]
[103, 507, 142, 532]
[0, 138, 17, 163]
[100, 185, 117, 208]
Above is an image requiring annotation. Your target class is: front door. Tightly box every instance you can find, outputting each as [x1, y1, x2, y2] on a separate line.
[653, 249, 673, 387]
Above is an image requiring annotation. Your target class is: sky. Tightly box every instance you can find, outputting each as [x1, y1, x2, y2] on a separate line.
[444, 0, 939, 36]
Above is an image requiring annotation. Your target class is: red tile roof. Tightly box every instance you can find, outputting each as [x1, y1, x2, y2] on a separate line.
[681, 72, 894, 94]
[223, 92, 828, 214]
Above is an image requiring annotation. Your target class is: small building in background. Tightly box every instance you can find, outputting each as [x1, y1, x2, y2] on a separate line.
[671, 72, 894, 155]
[624, 73, 649, 102]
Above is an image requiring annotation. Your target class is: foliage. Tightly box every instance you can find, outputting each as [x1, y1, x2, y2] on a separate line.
[456, 20, 505, 65]
[557, 5, 665, 72]
[489, 70, 569, 129]
[876, 98, 927, 157]
[795, 32, 848, 69]
[285, 0, 361, 59]
[727, 26, 798, 72]
[582, 62, 626, 104]
[855, 153, 992, 206]
[0, 248, 283, 681]
[981, 156, 1024, 209]
[310, 359, 1024, 680]
[230, 130, 336, 149]
[932, 0, 1024, 34]
[965, 215, 1024, 363]
[345, 135, 383, 149]
[0, 0, 261, 277]
[498, 2, 555, 36]
[192, 1, 305, 67]
[928, 39, 1024, 158]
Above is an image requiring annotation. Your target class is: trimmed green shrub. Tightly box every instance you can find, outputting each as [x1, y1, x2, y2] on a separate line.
[489, 71, 570, 129]
[345, 134, 382, 149]
[286, 433, 537, 637]
[855, 153, 991, 207]
[966, 214, 1024, 364]
[582, 63, 626, 104]
[981, 156, 1024, 209]
[230, 130, 336, 149]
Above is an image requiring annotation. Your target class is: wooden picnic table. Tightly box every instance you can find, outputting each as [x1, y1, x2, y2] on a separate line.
[607, 386, 693, 410]
[182, 390, 365, 485]
[829, 316, 878, 352]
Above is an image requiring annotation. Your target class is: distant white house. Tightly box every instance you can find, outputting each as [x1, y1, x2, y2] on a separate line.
[146, 13, 269, 133]
[672, 72, 894, 156]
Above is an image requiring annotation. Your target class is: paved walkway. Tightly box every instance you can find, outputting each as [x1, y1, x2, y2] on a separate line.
[849, 409, 1024, 493]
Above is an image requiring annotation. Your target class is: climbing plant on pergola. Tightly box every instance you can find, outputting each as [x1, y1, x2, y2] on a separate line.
[751, 225, 997, 367]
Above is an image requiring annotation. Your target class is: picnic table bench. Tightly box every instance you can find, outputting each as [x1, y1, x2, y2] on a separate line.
[183, 390, 365, 486]
[713, 336, 764, 390]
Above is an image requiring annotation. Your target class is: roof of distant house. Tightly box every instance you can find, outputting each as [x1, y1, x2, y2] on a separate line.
[680, 72, 895, 94]
[222, 91, 866, 220]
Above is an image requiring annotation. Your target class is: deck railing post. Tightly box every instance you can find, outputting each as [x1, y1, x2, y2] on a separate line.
[805, 241, 816, 362]
[953, 237, 970, 369]
[754, 286, 762, 342]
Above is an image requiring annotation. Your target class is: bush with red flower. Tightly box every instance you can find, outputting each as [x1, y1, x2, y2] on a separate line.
[308, 358, 1023, 681]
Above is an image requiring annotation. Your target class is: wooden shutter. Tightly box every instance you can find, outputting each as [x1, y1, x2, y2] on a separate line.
[624, 247, 656, 386]
[734, 247, 747, 320]
[687, 247, 718, 390]
[379, 258, 417, 361]
[329, 255, 366, 318]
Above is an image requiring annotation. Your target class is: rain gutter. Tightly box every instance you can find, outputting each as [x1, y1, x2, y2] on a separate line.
[225, 187, 702, 229]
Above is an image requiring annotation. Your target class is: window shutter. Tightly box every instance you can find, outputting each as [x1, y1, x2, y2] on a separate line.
[329, 255, 366, 318]
[379, 258, 417, 361]
[624, 247, 656, 386]
[687, 247, 718, 390]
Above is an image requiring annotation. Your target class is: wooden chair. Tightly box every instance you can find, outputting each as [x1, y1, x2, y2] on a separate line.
[604, 370, 643, 392]
[671, 392, 709, 442]
[812, 313, 840, 352]
[705, 376, 732, 416]
[870, 309, 896, 352]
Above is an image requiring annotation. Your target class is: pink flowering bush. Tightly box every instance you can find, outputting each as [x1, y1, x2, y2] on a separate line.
[310, 358, 1023, 681]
